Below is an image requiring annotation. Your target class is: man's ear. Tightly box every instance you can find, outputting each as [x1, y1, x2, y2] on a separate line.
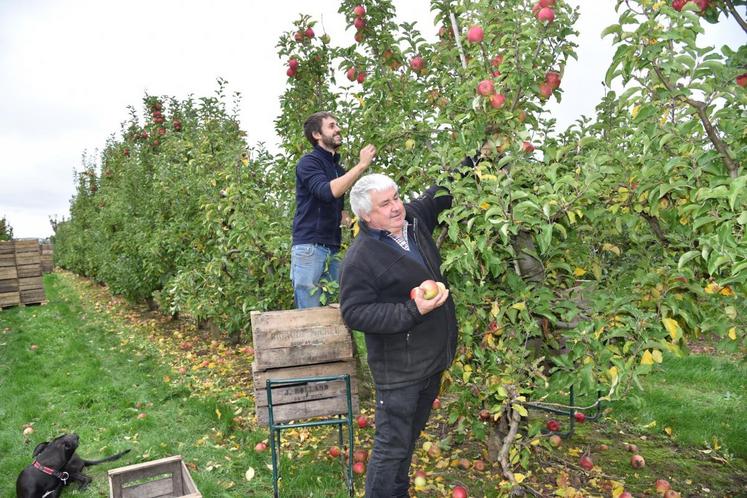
[311, 131, 322, 144]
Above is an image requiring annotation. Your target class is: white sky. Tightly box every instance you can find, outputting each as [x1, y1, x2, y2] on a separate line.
[0, 1, 743, 238]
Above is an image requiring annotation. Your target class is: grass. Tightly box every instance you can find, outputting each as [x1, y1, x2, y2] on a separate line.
[1, 272, 745, 497]
[0, 273, 356, 497]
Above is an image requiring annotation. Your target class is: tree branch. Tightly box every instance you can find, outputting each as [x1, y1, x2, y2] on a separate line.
[652, 64, 740, 179]
[724, 0, 747, 34]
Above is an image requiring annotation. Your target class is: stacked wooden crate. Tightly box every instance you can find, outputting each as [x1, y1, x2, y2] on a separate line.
[250, 306, 359, 426]
[14, 240, 45, 305]
[0, 241, 20, 309]
[40, 242, 54, 273]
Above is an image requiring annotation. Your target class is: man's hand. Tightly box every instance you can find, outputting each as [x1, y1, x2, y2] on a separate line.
[412, 285, 449, 315]
[340, 210, 353, 228]
[358, 144, 377, 170]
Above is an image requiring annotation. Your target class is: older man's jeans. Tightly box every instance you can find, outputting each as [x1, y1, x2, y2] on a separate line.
[290, 243, 340, 308]
[365, 371, 442, 498]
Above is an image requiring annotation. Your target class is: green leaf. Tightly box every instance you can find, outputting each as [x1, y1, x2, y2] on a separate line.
[601, 24, 621, 38]
[677, 250, 700, 269]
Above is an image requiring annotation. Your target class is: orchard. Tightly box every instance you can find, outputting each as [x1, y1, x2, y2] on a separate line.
[52, 0, 745, 496]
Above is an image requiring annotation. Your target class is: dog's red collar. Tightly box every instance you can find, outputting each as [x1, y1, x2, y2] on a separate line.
[32, 460, 69, 484]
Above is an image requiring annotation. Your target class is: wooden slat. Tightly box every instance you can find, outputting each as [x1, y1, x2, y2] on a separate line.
[18, 276, 43, 291]
[108, 456, 201, 498]
[256, 394, 360, 425]
[0, 280, 19, 293]
[0, 241, 14, 254]
[250, 306, 344, 336]
[0, 291, 20, 308]
[0, 266, 17, 280]
[121, 478, 174, 498]
[0, 254, 15, 267]
[252, 360, 356, 389]
[253, 326, 353, 370]
[15, 253, 40, 265]
[20, 288, 45, 304]
[17, 264, 41, 278]
[255, 375, 358, 408]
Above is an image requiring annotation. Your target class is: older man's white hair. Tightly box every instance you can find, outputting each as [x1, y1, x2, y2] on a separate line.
[350, 173, 398, 219]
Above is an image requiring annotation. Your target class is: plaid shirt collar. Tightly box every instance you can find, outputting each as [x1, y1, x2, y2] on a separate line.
[385, 222, 410, 251]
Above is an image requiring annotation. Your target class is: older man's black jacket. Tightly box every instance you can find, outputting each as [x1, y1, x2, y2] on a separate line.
[339, 185, 458, 390]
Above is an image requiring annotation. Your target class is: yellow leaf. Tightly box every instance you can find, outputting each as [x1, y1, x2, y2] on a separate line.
[511, 302, 526, 311]
[514, 473, 526, 484]
[720, 286, 734, 297]
[704, 282, 720, 294]
[244, 467, 255, 481]
[352, 219, 360, 237]
[480, 201, 490, 210]
[631, 105, 641, 118]
[215, 408, 222, 419]
[512, 404, 528, 417]
[602, 243, 621, 256]
[641, 350, 655, 365]
[607, 366, 619, 381]
[662, 318, 682, 341]
[664, 427, 673, 436]
[573, 267, 587, 277]
[728, 327, 737, 341]
[652, 349, 663, 363]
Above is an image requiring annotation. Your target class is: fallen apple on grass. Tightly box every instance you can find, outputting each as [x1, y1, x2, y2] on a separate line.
[655, 479, 671, 494]
[579, 454, 593, 470]
[352, 462, 365, 475]
[255, 441, 268, 452]
[452, 485, 468, 498]
[328, 446, 341, 458]
[546, 419, 560, 432]
[357, 415, 369, 428]
[631, 454, 646, 469]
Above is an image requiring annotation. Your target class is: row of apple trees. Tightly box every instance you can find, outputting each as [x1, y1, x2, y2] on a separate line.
[54, 0, 745, 488]
[274, 0, 746, 486]
[53, 81, 298, 342]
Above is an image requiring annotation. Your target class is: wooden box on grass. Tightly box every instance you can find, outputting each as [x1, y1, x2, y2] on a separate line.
[250, 306, 359, 426]
[0, 240, 14, 254]
[40, 243, 53, 273]
[108, 455, 201, 498]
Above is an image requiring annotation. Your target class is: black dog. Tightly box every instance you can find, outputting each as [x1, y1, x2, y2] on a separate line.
[16, 434, 130, 498]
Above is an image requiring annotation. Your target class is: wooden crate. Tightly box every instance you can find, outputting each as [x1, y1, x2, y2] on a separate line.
[17, 264, 42, 278]
[0, 240, 13, 254]
[0, 254, 15, 268]
[40, 243, 54, 273]
[0, 266, 17, 281]
[19, 276, 43, 291]
[0, 291, 20, 309]
[0, 279, 19, 293]
[250, 306, 359, 426]
[20, 288, 45, 305]
[108, 455, 201, 498]
[15, 252, 40, 266]
[14, 240, 39, 253]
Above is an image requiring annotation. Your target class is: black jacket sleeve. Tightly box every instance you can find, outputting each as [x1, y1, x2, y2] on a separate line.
[405, 185, 453, 234]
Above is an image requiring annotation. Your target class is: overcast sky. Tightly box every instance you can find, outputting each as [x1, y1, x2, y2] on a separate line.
[0, 1, 742, 239]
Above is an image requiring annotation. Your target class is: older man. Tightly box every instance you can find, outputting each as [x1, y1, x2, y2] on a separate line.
[339, 173, 458, 498]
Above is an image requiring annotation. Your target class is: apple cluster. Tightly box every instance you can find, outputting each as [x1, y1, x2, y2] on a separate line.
[352, 5, 366, 43]
[286, 58, 299, 78]
[293, 26, 315, 43]
[539, 70, 561, 99]
[346, 66, 366, 84]
[531, 0, 556, 23]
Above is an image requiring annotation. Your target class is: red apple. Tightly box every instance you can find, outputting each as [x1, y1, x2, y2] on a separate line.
[354, 31, 365, 43]
[354, 17, 366, 30]
[123, 148, 130, 157]
[137, 412, 147, 419]
[255, 441, 268, 452]
[288, 58, 299, 70]
[353, 5, 366, 17]
[539, 0, 556, 6]
[286, 68, 296, 77]
[458, 458, 471, 470]
[479, 408, 490, 420]
[579, 454, 593, 470]
[353, 449, 368, 462]
[549, 435, 562, 447]
[672, 0, 687, 10]
[737, 73, 747, 88]
[357, 71, 366, 83]
[328, 446, 341, 458]
[536, 7, 555, 22]
[473, 459, 486, 471]
[663, 491, 681, 498]
[546, 419, 560, 432]
[545, 71, 561, 89]
[410, 55, 425, 72]
[655, 479, 671, 494]
[357, 415, 369, 428]
[539, 81, 554, 99]
[179, 341, 192, 351]
[352, 461, 365, 474]
[346, 67, 357, 81]
[631, 454, 646, 469]
[466, 25, 484, 43]
[452, 485, 468, 498]
[305, 27, 315, 38]
[177, 366, 187, 375]
[409, 287, 419, 299]
[419, 280, 439, 299]
[491, 54, 504, 67]
[574, 412, 586, 423]
[522, 141, 535, 153]
[531, 2, 542, 15]
[620, 492, 633, 498]
[294, 31, 304, 42]
[477, 79, 495, 96]
[490, 93, 506, 109]
[157, 127, 166, 136]
[625, 443, 640, 453]
[172, 119, 182, 131]
[432, 398, 442, 409]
